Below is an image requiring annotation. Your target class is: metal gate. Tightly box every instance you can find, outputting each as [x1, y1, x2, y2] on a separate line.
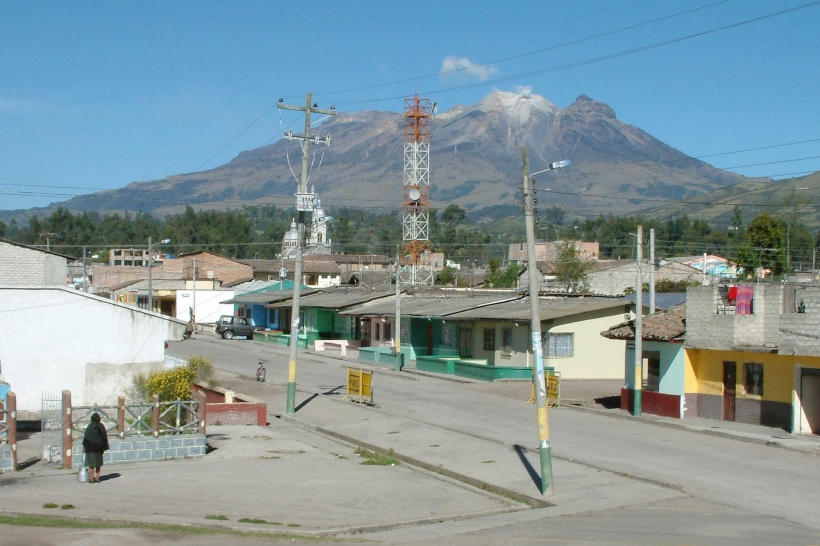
[41, 393, 62, 466]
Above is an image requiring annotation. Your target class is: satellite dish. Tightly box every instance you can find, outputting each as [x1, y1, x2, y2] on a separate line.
[408, 188, 421, 201]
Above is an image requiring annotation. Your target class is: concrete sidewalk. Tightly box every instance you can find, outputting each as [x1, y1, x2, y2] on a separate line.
[2, 357, 818, 539]
[1, 393, 682, 538]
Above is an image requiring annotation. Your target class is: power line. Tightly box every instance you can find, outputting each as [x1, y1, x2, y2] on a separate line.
[187, 1, 752, 170]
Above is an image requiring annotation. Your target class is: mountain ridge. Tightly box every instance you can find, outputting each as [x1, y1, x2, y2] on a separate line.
[2, 90, 776, 223]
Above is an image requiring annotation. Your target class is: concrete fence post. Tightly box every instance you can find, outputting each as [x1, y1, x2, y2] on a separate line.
[151, 395, 160, 438]
[117, 396, 125, 439]
[61, 390, 72, 469]
[195, 390, 207, 435]
[7, 392, 17, 471]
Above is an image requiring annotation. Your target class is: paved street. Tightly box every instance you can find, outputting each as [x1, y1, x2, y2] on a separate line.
[2, 333, 819, 545]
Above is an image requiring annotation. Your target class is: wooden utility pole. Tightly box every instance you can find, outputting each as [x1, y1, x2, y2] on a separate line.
[277, 93, 335, 414]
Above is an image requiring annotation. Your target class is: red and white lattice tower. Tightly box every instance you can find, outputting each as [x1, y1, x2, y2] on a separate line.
[399, 94, 433, 285]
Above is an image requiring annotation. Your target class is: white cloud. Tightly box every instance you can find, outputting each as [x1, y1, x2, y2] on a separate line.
[0, 96, 65, 116]
[439, 56, 498, 82]
[515, 85, 532, 97]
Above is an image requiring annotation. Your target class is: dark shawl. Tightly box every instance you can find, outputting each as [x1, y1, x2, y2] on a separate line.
[82, 421, 110, 453]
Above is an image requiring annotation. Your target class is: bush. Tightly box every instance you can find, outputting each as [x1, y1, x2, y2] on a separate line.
[128, 355, 216, 402]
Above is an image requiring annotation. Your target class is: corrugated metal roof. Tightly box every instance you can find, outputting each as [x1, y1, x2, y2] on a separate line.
[266, 287, 395, 309]
[339, 295, 523, 318]
[623, 292, 687, 310]
[221, 289, 317, 305]
[443, 297, 629, 322]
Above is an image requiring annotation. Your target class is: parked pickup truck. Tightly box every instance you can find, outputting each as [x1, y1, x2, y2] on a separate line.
[214, 315, 254, 340]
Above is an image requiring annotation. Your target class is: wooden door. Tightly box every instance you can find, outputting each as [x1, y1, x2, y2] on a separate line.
[723, 361, 736, 422]
[799, 371, 820, 434]
[458, 328, 473, 358]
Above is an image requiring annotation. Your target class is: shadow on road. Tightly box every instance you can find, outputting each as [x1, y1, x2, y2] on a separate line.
[594, 395, 621, 409]
[513, 444, 540, 491]
[295, 393, 319, 412]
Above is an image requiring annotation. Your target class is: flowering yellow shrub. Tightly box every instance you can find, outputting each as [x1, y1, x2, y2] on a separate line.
[129, 355, 215, 402]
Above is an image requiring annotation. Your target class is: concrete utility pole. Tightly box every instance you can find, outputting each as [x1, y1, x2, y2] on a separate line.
[633, 225, 643, 417]
[649, 228, 655, 315]
[394, 250, 402, 372]
[522, 146, 555, 496]
[192, 256, 197, 323]
[82, 245, 88, 293]
[147, 237, 153, 313]
[277, 93, 335, 414]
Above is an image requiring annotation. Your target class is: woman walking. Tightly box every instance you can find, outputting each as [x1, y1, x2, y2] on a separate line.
[82, 413, 109, 483]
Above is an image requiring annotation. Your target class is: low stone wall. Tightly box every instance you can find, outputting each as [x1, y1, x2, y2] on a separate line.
[0, 445, 14, 472]
[72, 434, 207, 468]
[416, 356, 533, 381]
[192, 383, 266, 426]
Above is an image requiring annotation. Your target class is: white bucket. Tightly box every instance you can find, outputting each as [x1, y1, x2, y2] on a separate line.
[78, 467, 89, 483]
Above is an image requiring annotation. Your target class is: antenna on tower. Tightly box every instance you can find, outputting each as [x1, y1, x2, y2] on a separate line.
[398, 93, 434, 286]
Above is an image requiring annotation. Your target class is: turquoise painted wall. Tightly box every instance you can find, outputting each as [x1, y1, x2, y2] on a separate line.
[623, 341, 685, 394]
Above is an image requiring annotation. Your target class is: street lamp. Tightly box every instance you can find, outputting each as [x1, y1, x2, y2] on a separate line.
[522, 148, 569, 496]
[147, 238, 171, 313]
[279, 260, 287, 290]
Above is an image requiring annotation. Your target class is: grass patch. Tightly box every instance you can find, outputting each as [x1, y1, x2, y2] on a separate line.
[238, 517, 281, 525]
[0, 514, 340, 541]
[481, 460, 495, 464]
[205, 514, 229, 520]
[387, 431, 399, 434]
[429, 444, 440, 447]
[60, 504, 75, 510]
[259, 455, 281, 460]
[287, 523, 301, 527]
[43, 503, 58, 509]
[355, 447, 399, 466]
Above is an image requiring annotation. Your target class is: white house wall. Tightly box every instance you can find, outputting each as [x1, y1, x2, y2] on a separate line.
[546, 310, 628, 379]
[175, 289, 235, 324]
[0, 287, 185, 412]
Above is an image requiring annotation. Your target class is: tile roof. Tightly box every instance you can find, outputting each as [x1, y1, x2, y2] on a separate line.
[601, 303, 686, 342]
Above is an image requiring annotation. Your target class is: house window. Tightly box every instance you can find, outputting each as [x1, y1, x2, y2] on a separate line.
[383, 321, 392, 341]
[483, 328, 496, 351]
[501, 328, 513, 357]
[743, 362, 764, 396]
[544, 332, 573, 358]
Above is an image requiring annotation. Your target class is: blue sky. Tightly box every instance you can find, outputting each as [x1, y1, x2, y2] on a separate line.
[2, 0, 819, 211]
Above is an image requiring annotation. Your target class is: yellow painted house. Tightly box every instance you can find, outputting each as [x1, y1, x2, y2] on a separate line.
[684, 284, 820, 434]
[609, 284, 820, 434]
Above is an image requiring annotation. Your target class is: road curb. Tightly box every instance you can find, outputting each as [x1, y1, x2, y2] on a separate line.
[563, 404, 820, 454]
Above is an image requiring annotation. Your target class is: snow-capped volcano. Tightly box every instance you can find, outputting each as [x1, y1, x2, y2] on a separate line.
[49, 90, 756, 220]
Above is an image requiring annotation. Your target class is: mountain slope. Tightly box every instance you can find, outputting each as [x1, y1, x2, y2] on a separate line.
[13, 91, 766, 220]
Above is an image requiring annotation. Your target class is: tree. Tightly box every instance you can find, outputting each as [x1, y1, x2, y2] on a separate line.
[0, 218, 6, 238]
[746, 213, 784, 276]
[485, 260, 521, 288]
[555, 241, 592, 292]
[435, 265, 456, 286]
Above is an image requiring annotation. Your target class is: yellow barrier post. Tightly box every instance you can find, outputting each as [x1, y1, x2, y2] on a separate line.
[547, 372, 561, 408]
